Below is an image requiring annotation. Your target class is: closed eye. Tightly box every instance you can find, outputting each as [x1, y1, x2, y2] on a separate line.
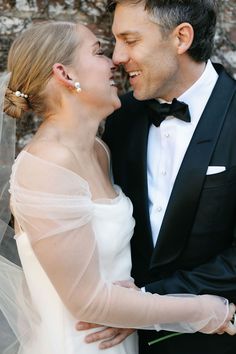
[125, 40, 137, 44]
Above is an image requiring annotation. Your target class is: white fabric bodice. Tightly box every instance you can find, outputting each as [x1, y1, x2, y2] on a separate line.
[15, 183, 138, 354]
[92, 186, 135, 282]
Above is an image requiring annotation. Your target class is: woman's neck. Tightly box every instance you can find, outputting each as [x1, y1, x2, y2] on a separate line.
[40, 99, 104, 155]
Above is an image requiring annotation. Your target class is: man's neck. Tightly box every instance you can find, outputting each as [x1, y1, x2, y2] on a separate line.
[161, 59, 207, 102]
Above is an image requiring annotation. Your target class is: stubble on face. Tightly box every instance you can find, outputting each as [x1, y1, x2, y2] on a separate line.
[112, 3, 181, 101]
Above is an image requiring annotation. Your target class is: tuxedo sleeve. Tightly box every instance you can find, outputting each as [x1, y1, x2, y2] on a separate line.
[145, 246, 236, 302]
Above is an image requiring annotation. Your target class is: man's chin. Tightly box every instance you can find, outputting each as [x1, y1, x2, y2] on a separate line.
[132, 90, 149, 101]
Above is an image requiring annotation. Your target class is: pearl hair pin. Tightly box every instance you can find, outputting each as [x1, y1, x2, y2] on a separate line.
[15, 90, 28, 99]
[74, 82, 81, 92]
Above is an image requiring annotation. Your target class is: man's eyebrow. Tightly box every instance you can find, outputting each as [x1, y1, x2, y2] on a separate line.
[115, 31, 140, 37]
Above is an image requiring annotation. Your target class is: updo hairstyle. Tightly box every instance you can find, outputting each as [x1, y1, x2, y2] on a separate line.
[4, 21, 80, 120]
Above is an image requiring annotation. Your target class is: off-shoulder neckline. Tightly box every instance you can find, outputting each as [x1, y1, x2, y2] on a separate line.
[13, 150, 121, 205]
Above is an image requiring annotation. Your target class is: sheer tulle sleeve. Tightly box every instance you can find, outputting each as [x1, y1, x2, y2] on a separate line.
[9, 152, 229, 333]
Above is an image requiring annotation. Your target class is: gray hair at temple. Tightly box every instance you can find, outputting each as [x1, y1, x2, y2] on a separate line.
[107, 0, 219, 62]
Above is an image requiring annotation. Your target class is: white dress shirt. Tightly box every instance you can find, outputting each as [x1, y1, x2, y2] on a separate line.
[147, 60, 219, 246]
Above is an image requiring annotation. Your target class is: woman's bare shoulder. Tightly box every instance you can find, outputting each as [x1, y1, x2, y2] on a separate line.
[25, 140, 77, 171]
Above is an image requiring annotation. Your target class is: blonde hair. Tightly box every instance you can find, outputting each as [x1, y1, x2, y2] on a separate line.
[4, 21, 80, 119]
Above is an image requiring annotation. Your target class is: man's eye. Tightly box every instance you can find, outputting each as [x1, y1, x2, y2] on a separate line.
[125, 40, 137, 45]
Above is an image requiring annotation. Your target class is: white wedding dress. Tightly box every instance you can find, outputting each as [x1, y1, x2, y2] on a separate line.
[0, 142, 229, 354]
[15, 186, 138, 354]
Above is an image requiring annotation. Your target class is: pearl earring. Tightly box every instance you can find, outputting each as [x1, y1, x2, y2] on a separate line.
[74, 82, 81, 92]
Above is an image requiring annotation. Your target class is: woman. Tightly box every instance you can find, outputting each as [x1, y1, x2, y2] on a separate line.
[0, 21, 235, 354]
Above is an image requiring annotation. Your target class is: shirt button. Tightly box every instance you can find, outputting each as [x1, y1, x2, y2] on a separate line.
[165, 133, 170, 138]
[157, 206, 162, 212]
[161, 170, 167, 175]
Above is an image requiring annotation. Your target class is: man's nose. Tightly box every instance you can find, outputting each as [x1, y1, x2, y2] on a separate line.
[112, 43, 129, 66]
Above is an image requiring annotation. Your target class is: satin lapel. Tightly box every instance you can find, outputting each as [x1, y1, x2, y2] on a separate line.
[150, 68, 236, 269]
[126, 109, 154, 253]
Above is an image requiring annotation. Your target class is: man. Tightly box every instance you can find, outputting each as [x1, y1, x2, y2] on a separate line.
[77, 1, 236, 353]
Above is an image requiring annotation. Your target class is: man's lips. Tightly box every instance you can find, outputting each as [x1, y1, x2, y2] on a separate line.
[128, 70, 141, 78]
[127, 71, 141, 85]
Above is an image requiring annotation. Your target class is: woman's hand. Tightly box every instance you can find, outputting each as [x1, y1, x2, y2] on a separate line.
[215, 302, 236, 335]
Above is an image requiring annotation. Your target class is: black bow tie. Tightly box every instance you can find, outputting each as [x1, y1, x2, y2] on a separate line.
[146, 98, 191, 127]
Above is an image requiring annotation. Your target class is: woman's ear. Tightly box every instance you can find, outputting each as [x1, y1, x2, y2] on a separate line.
[52, 63, 74, 89]
[174, 22, 194, 55]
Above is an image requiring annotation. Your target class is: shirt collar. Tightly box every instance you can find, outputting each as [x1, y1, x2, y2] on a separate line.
[178, 60, 219, 126]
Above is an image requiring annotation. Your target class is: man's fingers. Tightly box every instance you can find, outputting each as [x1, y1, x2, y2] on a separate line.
[76, 322, 104, 331]
[85, 328, 119, 343]
[99, 331, 133, 349]
[113, 280, 140, 291]
[113, 280, 135, 288]
[84, 328, 135, 349]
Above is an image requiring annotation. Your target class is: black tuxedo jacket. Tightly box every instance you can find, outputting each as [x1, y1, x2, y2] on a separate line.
[103, 64, 236, 354]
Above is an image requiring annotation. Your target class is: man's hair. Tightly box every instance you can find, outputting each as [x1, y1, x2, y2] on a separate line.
[107, 0, 219, 62]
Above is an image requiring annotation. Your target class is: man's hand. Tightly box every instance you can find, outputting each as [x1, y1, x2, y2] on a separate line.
[75, 279, 139, 349]
[75, 322, 135, 349]
[113, 279, 140, 291]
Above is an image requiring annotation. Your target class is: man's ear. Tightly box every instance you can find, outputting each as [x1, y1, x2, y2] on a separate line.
[52, 63, 74, 89]
[173, 22, 194, 55]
